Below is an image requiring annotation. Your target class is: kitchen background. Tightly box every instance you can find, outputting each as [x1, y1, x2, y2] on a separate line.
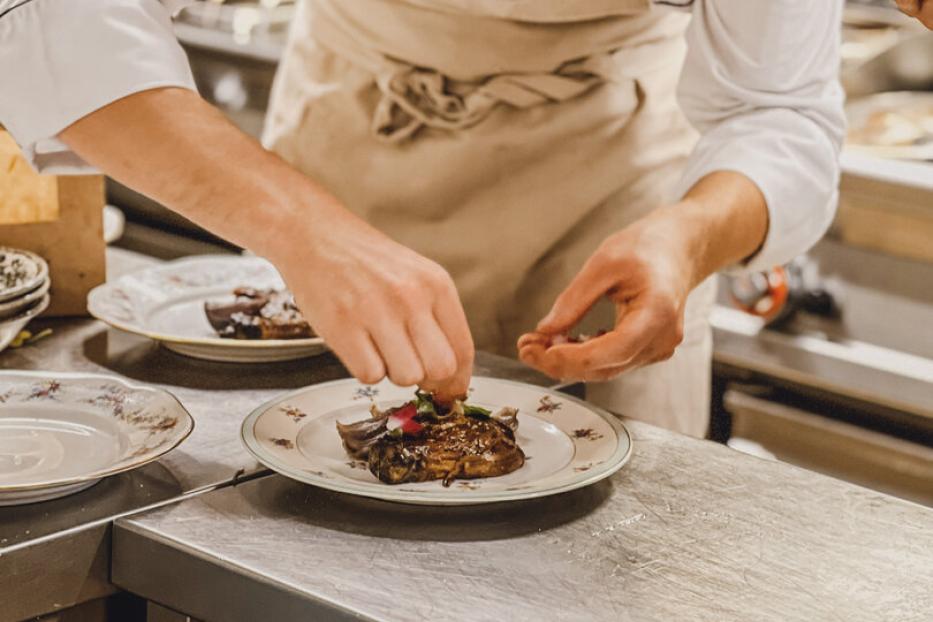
[106, 0, 933, 505]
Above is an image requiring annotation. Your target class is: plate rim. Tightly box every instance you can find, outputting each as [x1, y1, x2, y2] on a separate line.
[240, 376, 632, 505]
[0, 248, 49, 303]
[0, 277, 50, 319]
[87, 255, 326, 350]
[0, 369, 195, 492]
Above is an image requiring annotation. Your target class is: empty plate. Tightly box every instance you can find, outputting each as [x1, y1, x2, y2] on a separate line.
[0, 371, 194, 505]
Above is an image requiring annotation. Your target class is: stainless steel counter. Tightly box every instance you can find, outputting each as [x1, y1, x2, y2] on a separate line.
[0, 249, 550, 622]
[112, 421, 933, 622]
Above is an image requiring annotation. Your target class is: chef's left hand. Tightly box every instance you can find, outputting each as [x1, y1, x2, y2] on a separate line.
[517, 208, 697, 382]
[518, 171, 770, 382]
[895, 0, 933, 28]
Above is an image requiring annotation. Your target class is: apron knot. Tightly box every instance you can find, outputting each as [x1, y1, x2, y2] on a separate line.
[373, 56, 618, 143]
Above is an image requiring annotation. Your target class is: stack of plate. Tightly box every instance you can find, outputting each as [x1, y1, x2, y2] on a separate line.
[0, 247, 50, 354]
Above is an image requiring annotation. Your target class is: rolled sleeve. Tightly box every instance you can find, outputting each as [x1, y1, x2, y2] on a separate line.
[675, 0, 846, 272]
[0, 0, 197, 174]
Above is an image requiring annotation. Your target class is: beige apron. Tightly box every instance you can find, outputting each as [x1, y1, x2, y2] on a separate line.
[263, 0, 714, 437]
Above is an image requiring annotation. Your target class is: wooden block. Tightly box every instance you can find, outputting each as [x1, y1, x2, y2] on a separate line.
[0, 131, 59, 225]
[0, 131, 105, 316]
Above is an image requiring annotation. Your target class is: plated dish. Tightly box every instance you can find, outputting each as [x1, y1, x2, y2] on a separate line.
[242, 377, 632, 506]
[87, 255, 328, 362]
[337, 391, 525, 486]
[0, 371, 193, 505]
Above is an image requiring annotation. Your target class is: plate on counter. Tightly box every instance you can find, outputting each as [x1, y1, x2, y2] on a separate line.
[0, 371, 194, 506]
[0, 247, 48, 303]
[241, 377, 632, 506]
[846, 91, 933, 160]
[87, 255, 328, 362]
[0, 294, 50, 354]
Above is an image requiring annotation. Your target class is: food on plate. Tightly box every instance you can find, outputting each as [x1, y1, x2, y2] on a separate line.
[336, 391, 525, 486]
[204, 287, 314, 340]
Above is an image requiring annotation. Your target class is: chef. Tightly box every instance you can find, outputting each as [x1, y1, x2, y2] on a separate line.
[0, 0, 845, 438]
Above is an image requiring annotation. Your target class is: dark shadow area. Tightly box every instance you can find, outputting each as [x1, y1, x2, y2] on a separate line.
[82, 328, 349, 391]
[244, 475, 613, 543]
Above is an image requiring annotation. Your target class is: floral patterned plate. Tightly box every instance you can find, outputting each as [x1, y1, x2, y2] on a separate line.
[242, 377, 632, 506]
[0, 247, 48, 303]
[0, 371, 194, 506]
[87, 255, 328, 363]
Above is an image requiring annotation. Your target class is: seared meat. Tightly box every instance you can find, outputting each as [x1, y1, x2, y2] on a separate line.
[204, 287, 313, 340]
[336, 393, 524, 486]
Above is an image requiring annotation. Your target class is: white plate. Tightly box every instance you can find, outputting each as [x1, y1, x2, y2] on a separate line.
[0, 294, 50, 355]
[0, 248, 48, 303]
[846, 91, 933, 160]
[103, 205, 126, 245]
[242, 377, 632, 506]
[0, 276, 50, 322]
[0, 370, 194, 506]
[87, 255, 328, 363]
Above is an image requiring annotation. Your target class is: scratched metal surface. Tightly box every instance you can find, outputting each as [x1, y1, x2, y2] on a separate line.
[115, 421, 933, 622]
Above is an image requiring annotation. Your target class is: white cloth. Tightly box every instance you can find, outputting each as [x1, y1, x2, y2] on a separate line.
[0, 0, 844, 270]
[0, 0, 196, 174]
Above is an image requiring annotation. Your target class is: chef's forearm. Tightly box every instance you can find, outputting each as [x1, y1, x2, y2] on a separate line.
[650, 170, 769, 288]
[58, 87, 339, 259]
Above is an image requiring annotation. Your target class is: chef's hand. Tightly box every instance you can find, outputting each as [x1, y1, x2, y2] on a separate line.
[58, 87, 474, 399]
[271, 211, 474, 400]
[895, 0, 933, 28]
[518, 171, 769, 382]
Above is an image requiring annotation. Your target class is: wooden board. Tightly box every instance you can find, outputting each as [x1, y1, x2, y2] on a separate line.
[0, 131, 105, 316]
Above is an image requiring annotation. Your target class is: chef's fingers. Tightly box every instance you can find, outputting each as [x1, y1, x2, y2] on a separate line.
[517, 332, 550, 350]
[429, 293, 475, 401]
[895, 0, 921, 15]
[536, 255, 616, 335]
[326, 328, 387, 384]
[919, 1, 933, 27]
[408, 311, 458, 383]
[533, 307, 657, 379]
[368, 317, 426, 387]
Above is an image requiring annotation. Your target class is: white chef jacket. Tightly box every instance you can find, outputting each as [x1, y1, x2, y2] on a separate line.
[0, 0, 845, 271]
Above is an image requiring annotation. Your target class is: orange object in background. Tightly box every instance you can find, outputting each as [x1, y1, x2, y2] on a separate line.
[0, 129, 105, 316]
[729, 266, 791, 322]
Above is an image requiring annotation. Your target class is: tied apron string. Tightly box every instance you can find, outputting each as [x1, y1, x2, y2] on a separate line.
[310, 4, 623, 143]
[372, 55, 620, 142]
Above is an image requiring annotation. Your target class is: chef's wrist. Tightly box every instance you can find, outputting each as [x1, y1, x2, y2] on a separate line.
[658, 171, 769, 287]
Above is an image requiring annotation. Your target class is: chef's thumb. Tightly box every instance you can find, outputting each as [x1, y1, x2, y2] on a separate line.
[536, 263, 608, 334]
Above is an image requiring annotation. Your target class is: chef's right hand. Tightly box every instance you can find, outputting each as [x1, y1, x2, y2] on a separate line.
[55, 86, 473, 398]
[269, 207, 474, 401]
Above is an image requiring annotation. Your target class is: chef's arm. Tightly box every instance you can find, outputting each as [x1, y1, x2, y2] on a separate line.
[674, 0, 846, 272]
[0, 0, 474, 397]
[61, 87, 474, 398]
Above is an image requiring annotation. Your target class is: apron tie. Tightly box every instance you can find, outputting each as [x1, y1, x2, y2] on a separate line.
[372, 54, 619, 142]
